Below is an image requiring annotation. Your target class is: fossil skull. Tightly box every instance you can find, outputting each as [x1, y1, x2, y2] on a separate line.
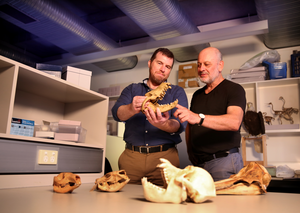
[214, 162, 271, 195]
[53, 172, 81, 193]
[141, 82, 178, 113]
[142, 158, 216, 204]
[90, 170, 130, 192]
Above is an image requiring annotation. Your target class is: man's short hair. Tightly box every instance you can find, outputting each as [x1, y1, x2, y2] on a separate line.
[150, 48, 175, 67]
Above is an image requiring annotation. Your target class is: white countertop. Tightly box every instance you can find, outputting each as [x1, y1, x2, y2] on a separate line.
[0, 183, 299, 213]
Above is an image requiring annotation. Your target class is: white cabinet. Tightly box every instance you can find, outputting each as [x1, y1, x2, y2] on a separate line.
[184, 78, 300, 169]
[0, 55, 108, 188]
[242, 78, 300, 133]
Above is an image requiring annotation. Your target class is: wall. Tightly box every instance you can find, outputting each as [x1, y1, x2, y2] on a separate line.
[81, 35, 300, 170]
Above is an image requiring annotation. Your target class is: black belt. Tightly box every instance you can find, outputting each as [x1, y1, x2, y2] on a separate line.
[197, 147, 239, 164]
[126, 143, 175, 154]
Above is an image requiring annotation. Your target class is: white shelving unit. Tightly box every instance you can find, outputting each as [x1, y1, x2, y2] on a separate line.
[184, 78, 300, 169]
[0, 55, 109, 188]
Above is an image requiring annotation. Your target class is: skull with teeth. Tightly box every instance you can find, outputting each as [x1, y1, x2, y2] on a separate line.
[141, 82, 178, 113]
[214, 162, 271, 195]
[142, 158, 216, 204]
[90, 170, 130, 192]
[53, 172, 81, 193]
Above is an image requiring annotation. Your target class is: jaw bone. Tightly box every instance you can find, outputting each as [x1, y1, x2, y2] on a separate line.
[141, 82, 178, 113]
[142, 176, 187, 204]
[142, 158, 216, 204]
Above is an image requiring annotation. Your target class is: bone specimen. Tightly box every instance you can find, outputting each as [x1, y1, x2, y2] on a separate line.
[53, 172, 81, 193]
[279, 96, 299, 124]
[214, 162, 271, 195]
[142, 158, 216, 204]
[262, 112, 275, 125]
[90, 170, 130, 192]
[141, 82, 178, 113]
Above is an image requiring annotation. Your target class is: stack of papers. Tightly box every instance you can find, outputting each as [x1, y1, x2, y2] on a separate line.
[228, 66, 267, 83]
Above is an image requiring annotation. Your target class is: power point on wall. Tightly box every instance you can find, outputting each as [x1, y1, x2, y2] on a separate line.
[38, 149, 58, 165]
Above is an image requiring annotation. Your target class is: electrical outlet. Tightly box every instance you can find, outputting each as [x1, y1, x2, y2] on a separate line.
[38, 150, 58, 165]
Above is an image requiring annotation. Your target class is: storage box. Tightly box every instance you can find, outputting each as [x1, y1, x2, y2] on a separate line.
[40, 70, 61, 78]
[263, 61, 287, 79]
[36, 63, 62, 79]
[178, 63, 199, 88]
[10, 117, 34, 137]
[62, 66, 92, 89]
[291, 50, 300, 77]
[55, 124, 87, 143]
[34, 124, 58, 139]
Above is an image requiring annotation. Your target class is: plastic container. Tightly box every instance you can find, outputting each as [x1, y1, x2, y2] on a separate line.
[263, 61, 287, 79]
[291, 50, 300, 77]
[34, 123, 58, 139]
[54, 124, 87, 143]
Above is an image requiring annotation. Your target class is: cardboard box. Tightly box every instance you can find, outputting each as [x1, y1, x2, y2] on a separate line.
[178, 63, 199, 88]
[62, 66, 92, 89]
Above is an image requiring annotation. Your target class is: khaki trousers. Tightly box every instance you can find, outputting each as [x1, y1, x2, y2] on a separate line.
[118, 147, 179, 186]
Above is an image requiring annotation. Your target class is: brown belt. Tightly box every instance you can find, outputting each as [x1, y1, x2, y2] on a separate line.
[126, 143, 175, 154]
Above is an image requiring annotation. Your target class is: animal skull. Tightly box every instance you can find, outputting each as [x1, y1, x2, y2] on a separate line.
[141, 82, 178, 113]
[90, 170, 130, 192]
[53, 172, 81, 193]
[214, 162, 271, 195]
[142, 158, 216, 204]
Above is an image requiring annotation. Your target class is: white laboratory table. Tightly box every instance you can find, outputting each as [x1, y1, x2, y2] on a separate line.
[0, 183, 299, 213]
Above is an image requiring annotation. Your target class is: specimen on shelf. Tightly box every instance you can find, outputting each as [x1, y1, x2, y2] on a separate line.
[268, 96, 299, 125]
[262, 112, 275, 125]
[242, 102, 265, 136]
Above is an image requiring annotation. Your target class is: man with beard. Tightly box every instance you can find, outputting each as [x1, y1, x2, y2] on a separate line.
[112, 48, 188, 185]
[174, 47, 246, 181]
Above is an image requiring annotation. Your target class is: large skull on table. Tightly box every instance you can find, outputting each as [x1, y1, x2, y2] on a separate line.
[142, 158, 216, 204]
[214, 162, 271, 195]
[141, 82, 178, 113]
[90, 170, 130, 192]
[53, 172, 81, 193]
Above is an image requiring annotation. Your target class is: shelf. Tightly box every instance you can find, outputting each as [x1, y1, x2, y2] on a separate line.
[108, 95, 120, 100]
[0, 55, 108, 186]
[0, 133, 103, 149]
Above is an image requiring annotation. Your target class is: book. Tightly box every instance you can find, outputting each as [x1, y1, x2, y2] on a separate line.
[230, 71, 266, 79]
[230, 66, 266, 73]
[230, 76, 265, 84]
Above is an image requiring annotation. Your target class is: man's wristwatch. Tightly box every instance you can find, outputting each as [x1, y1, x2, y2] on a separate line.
[198, 113, 205, 126]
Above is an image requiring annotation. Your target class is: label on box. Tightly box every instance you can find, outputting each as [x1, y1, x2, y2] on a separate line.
[183, 65, 193, 69]
[10, 118, 35, 137]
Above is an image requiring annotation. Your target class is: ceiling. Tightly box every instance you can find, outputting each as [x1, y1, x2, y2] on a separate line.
[0, 0, 299, 72]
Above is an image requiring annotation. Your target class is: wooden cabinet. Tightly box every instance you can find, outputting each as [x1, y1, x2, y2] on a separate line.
[0, 55, 108, 188]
